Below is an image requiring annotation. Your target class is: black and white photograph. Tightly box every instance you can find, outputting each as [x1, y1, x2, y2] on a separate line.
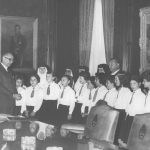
[0, 0, 150, 150]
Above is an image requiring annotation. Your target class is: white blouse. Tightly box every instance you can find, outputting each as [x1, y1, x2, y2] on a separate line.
[75, 83, 89, 104]
[74, 77, 82, 93]
[126, 89, 146, 116]
[16, 86, 26, 113]
[43, 82, 60, 100]
[114, 87, 132, 110]
[24, 85, 44, 112]
[91, 85, 108, 106]
[104, 87, 118, 107]
[57, 86, 76, 115]
[143, 90, 150, 113]
[81, 88, 96, 114]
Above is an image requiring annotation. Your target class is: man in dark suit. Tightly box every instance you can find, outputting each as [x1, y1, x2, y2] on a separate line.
[0, 52, 21, 114]
[109, 58, 121, 76]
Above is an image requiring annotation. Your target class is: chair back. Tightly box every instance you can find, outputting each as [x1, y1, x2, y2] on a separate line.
[85, 104, 119, 143]
[127, 113, 150, 150]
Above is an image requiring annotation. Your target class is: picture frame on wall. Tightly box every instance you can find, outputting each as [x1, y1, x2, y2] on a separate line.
[139, 7, 150, 73]
[0, 16, 38, 71]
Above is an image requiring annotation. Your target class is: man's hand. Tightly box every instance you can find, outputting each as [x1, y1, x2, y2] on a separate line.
[30, 111, 36, 117]
[13, 93, 22, 100]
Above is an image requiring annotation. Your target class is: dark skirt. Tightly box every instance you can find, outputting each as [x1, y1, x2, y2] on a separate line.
[57, 104, 69, 127]
[26, 106, 37, 119]
[72, 102, 83, 124]
[82, 106, 88, 123]
[13, 106, 21, 116]
[114, 109, 126, 145]
[38, 100, 57, 125]
[119, 115, 134, 143]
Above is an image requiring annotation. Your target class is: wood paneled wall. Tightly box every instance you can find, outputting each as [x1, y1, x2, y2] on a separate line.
[114, 0, 150, 74]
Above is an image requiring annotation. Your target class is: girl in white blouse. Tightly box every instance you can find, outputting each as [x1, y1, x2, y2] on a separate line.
[81, 76, 96, 117]
[92, 73, 108, 107]
[13, 76, 26, 115]
[113, 73, 132, 145]
[58, 68, 74, 88]
[39, 70, 60, 125]
[118, 75, 146, 148]
[142, 70, 150, 113]
[104, 75, 118, 107]
[57, 75, 76, 127]
[72, 71, 90, 123]
[24, 74, 44, 118]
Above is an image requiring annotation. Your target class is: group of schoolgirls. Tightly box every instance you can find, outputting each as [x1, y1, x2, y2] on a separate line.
[116, 70, 150, 148]
[13, 63, 150, 148]
[13, 65, 109, 127]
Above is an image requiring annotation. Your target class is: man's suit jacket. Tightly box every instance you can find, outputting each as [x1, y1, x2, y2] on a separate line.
[0, 63, 17, 114]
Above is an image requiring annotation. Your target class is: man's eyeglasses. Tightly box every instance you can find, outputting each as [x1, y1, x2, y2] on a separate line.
[4, 57, 14, 62]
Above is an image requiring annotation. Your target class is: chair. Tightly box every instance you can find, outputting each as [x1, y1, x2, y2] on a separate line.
[85, 104, 119, 150]
[125, 113, 150, 150]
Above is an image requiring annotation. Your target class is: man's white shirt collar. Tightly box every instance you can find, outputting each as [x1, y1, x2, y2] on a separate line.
[111, 69, 120, 75]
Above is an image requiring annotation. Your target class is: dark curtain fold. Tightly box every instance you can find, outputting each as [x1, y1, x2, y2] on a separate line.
[56, 0, 80, 78]
[46, 0, 58, 72]
[114, 0, 140, 73]
[79, 0, 95, 67]
[101, 0, 115, 63]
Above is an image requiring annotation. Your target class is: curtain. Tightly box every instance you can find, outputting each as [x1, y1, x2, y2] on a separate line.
[79, 0, 95, 67]
[56, 0, 80, 78]
[101, 0, 115, 63]
[89, 0, 106, 75]
[113, 0, 139, 73]
[46, 0, 57, 72]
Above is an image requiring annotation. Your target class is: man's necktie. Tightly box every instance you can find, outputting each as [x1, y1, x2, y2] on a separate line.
[47, 85, 50, 95]
[79, 85, 84, 96]
[61, 88, 65, 98]
[129, 92, 135, 104]
[31, 88, 35, 98]
[93, 88, 99, 102]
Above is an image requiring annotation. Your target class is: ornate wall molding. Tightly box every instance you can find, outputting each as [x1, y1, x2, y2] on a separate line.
[139, 7, 150, 73]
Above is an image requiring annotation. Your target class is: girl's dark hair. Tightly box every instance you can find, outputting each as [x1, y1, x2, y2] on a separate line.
[89, 76, 96, 88]
[15, 74, 24, 81]
[30, 73, 40, 83]
[79, 71, 90, 81]
[15, 74, 24, 85]
[79, 66, 89, 72]
[96, 64, 111, 76]
[47, 70, 55, 77]
[116, 72, 130, 88]
[96, 73, 107, 85]
[141, 70, 150, 82]
[130, 74, 141, 83]
[106, 75, 115, 85]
